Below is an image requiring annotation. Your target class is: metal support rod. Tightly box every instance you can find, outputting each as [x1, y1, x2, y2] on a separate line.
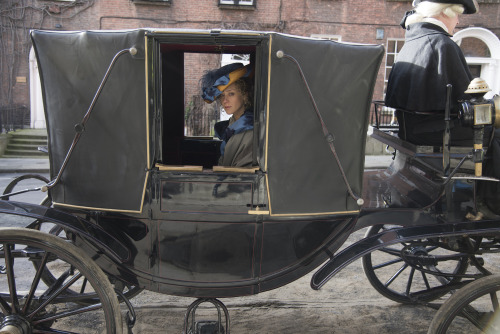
[443, 84, 452, 176]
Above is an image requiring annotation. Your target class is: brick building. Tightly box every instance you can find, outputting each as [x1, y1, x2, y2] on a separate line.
[1, 0, 499, 129]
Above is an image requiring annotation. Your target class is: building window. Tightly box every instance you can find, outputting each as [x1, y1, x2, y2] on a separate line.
[132, 0, 171, 4]
[310, 34, 342, 42]
[384, 38, 405, 96]
[219, 0, 256, 7]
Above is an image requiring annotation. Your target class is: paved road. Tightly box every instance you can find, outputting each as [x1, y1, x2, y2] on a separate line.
[125, 227, 438, 334]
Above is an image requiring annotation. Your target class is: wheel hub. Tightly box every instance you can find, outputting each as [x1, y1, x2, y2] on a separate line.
[402, 244, 437, 267]
[0, 315, 31, 334]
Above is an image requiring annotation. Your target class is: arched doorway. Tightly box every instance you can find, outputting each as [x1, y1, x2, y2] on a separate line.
[453, 27, 500, 98]
[29, 47, 46, 129]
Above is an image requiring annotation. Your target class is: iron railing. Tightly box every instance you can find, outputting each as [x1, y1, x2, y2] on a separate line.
[0, 105, 30, 132]
[371, 100, 398, 131]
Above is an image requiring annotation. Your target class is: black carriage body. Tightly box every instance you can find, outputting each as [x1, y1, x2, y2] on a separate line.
[30, 29, 384, 297]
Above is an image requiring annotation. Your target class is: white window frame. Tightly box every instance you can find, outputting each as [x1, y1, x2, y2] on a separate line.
[310, 34, 342, 42]
[454, 27, 500, 99]
[384, 38, 405, 98]
[219, 0, 255, 6]
[132, 0, 171, 3]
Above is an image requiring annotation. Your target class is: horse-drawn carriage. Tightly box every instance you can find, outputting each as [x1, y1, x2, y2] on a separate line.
[1, 28, 499, 333]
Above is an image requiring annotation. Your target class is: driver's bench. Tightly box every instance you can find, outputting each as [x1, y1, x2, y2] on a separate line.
[365, 100, 497, 216]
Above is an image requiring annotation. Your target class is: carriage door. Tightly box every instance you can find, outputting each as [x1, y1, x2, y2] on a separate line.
[149, 33, 267, 283]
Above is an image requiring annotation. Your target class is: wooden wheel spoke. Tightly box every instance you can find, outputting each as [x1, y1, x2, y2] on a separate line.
[460, 305, 491, 331]
[32, 328, 79, 334]
[420, 270, 431, 290]
[372, 257, 404, 270]
[3, 242, 20, 313]
[28, 272, 83, 319]
[385, 264, 408, 288]
[491, 291, 499, 310]
[0, 293, 12, 314]
[32, 302, 104, 326]
[378, 247, 402, 257]
[79, 277, 88, 294]
[23, 251, 51, 314]
[405, 267, 415, 296]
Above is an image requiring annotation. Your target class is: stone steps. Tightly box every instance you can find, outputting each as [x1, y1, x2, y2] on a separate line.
[3, 129, 48, 158]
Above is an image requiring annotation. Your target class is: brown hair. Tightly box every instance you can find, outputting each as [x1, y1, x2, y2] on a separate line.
[231, 77, 254, 110]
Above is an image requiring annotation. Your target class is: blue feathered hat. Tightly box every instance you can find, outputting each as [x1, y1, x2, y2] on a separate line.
[201, 63, 253, 103]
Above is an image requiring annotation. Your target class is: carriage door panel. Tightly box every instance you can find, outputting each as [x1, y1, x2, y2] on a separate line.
[152, 171, 262, 281]
[157, 220, 256, 282]
[156, 172, 259, 215]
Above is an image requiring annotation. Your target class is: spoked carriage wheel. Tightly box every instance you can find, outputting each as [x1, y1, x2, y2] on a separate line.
[362, 225, 469, 304]
[1, 173, 141, 304]
[29, 221, 143, 305]
[0, 227, 123, 333]
[427, 274, 500, 334]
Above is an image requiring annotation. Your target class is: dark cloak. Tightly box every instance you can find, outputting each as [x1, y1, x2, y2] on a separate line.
[385, 22, 474, 145]
[385, 22, 472, 113]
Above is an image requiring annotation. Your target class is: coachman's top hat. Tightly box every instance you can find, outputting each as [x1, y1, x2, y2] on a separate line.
[412, 0, 478, 14]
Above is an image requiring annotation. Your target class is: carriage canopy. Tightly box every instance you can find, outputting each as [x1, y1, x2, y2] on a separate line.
[266, 34, 384, 215]
[31, 29, 383, 215]
[32, 29, 149, 212]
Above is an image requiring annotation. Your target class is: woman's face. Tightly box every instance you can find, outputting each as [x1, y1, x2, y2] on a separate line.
[218, 83, 246, 119]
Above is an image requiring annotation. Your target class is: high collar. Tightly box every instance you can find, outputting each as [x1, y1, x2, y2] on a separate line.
[422, 18, 450, 35]
[405, 22, 452, 41]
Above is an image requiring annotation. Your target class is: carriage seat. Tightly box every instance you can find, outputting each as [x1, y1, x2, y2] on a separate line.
[370, 101, 485, 175]
[370, 126, 477, 174]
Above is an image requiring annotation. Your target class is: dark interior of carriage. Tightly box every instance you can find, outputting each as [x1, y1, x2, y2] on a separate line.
[159, 43, 257, 169]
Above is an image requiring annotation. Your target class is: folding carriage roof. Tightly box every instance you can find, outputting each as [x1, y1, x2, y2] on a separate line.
[32, 29, 149, 212]
[31, 29, 384, 215]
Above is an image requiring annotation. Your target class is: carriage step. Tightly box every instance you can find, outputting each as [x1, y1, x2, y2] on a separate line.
[188, 321, 225, 334]
[184, 298, 229, 334]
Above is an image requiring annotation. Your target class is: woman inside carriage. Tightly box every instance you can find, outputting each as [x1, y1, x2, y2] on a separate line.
[201, 63, 255, 167]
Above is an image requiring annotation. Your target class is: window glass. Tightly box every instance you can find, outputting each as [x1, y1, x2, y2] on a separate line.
[219, 0, 255, 5]
[468, 65, 482, 78]
[386, 54, 395, 67]
[459, 37, 491, 58]
[132, 0, 170, 3]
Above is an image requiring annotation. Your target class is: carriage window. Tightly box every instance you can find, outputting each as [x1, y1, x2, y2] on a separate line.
[160, 45, 256, 169]
[184, 53, 251, 137]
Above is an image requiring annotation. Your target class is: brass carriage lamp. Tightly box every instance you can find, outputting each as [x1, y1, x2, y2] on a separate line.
[459, 78, 500, 176]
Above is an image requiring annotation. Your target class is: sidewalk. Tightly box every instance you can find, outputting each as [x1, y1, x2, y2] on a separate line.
[0, 155, 393, 174]
[0, 158, 50, 173]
